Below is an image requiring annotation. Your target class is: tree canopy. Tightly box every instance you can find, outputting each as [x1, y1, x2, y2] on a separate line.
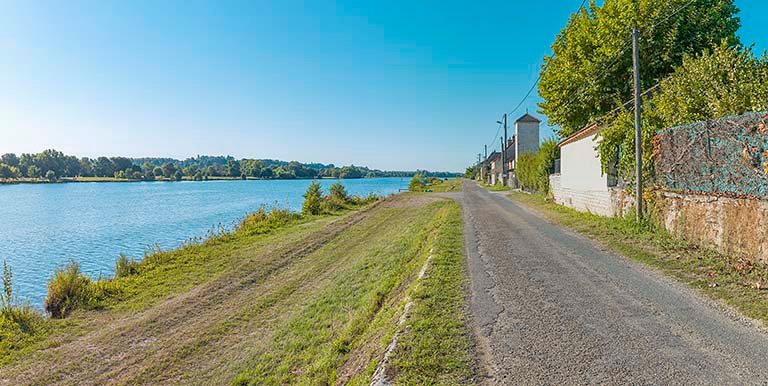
[597, 43, 768, 183]
[0, 149, 460, 181]
[538, 0, 740, 137]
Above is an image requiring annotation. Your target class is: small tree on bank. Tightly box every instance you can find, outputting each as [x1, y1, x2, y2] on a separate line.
[302, 181, 324, 215]
[409, 174, 424, 192]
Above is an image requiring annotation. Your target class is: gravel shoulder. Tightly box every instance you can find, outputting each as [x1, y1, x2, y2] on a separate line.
[456, 181, 768, 385]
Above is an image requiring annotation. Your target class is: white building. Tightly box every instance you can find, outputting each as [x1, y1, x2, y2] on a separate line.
[549, 123, 631, 217]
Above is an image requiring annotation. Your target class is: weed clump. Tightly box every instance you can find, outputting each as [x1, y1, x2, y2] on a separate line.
[1, 259, 45, 351]
[115, 253, 140, 278]
[44, 260, 111, 319]
[238, 207, 301, 236]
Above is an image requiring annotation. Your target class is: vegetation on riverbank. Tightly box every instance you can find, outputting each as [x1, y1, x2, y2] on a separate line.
[409, 174, 462, 192]
[0, 188, 475, 384]
[508, 192, 768, 326]
[0, 149, 458, 184]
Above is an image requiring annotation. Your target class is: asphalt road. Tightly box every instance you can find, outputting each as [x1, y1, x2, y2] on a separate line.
[453, 181, 768, 385]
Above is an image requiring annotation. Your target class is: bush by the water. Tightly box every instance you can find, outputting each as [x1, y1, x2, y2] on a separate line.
[1, 260, 45, 351]
[302, 181, 324, 215]
[43, 260, 118, 319]
[237, 207, 301, 236]
[409, 174, 424, 192]
[115, 253, 140, 278]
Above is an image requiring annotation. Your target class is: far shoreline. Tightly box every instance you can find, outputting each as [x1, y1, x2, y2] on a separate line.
[0, 175, 417, 185]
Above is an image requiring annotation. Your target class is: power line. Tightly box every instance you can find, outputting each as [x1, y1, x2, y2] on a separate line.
[558, 0, 701, 126]
[482, 0, 590, 155]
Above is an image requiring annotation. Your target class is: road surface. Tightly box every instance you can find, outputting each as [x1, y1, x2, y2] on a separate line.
[451, 181, 768, 385]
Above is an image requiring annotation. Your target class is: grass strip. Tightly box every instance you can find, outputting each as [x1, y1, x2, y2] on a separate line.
[389, 201, 478, 385]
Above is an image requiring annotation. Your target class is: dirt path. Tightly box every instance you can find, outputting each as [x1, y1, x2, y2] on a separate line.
[456, 181, 768, 384]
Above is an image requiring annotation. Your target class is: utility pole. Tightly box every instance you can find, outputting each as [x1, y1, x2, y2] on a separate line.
[477, 153, 482, 180]
[503, 113, 508, 186]
[484, 145, 488, 183]
[496, 114, 508, 186]
[632, 27, 643, 221]
[500, 136, 505, 185]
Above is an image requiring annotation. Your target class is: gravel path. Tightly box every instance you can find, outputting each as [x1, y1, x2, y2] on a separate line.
[454, 181, 768, 385]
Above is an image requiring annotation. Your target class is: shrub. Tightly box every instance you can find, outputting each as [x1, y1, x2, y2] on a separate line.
[115, 253, 140, 278]
[320, 196, 347, 214]
[516, 138, 560, 194]
[237, 207, 300, 236]
[409, 174, 424, 192]
[44, 260, 95, 318]
[329, 182, 349, 202]
[349, 193, 381, 206]
[0, 260, 45, 350]
[302, 181, 324, 215]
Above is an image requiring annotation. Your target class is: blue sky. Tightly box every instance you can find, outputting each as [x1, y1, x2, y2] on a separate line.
[0, 0, 764, 171]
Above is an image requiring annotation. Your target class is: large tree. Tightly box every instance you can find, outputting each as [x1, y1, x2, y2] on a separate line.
[538, 0, 740, 137]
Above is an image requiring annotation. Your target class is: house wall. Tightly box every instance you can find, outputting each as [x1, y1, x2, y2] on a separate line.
[515, 121, 540, 163]
[560, 134, 606, 191]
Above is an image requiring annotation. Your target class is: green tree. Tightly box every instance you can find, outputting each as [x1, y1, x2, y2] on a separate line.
[0, 164, 18, 179]
[409, 174, 424, 192]
[516, 138, 560, 193]
[153, 166, 164, 177]
[1, 153, 19, 168]
[45, 170, 57, 181]
[538, 0, 740, 137]
[27, 165, 41, 178]
[465, 166, 478, 180]
[226, 160, 241, 177]
[79, 157, 94, 177]
[302, 181, 324, 215]
[598, 43, 768, 183]
[93, 157, 115, 177]
[161, 162, 177, 178]
[174, 170, 184, 181]
[329, 182, 349, 202]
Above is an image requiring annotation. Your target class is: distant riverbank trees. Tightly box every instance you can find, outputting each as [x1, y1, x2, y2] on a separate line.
[0, 149, 459, 182]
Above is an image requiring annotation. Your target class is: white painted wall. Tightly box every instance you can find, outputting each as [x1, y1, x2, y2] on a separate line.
[560, 134, 607, 191]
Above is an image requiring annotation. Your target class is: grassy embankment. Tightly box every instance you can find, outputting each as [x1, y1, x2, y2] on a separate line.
[425, 177, 463, 192]
[508, 192, 768, 325]
[0, 194, 476, 385]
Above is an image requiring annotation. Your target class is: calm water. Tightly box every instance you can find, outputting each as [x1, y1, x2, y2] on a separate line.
[0, 178, 406, 306]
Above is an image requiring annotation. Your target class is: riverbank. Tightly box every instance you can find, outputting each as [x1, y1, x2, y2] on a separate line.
[0, 193, 477, 385]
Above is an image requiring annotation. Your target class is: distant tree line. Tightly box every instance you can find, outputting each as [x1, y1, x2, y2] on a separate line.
[0, 149, 459, 181]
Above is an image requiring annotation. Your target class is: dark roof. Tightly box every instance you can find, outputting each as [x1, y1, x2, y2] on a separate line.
[515, 113, 541, 124]
[485, 151, 501, 163]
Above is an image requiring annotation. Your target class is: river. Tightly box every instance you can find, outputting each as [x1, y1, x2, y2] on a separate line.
[0, 178, 407, 306]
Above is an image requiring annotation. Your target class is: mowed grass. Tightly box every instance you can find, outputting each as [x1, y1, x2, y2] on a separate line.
[480, 182, 510, 191]
[426, 178, 463, 193]
[1, 195, 477, 385]
[508, 192, 768, 325]
[388, 201, 478, 385]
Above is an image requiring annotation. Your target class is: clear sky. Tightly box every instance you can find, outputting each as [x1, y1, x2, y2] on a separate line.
[0, 0, 765, 171]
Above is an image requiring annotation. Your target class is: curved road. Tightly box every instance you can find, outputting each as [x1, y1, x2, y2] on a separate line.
[453, 181, 768, 385]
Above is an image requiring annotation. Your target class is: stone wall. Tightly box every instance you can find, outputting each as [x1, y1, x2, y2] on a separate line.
[657, 191, 768, 262]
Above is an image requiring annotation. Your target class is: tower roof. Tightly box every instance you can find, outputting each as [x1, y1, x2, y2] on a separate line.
[515, 113, 541, 124]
